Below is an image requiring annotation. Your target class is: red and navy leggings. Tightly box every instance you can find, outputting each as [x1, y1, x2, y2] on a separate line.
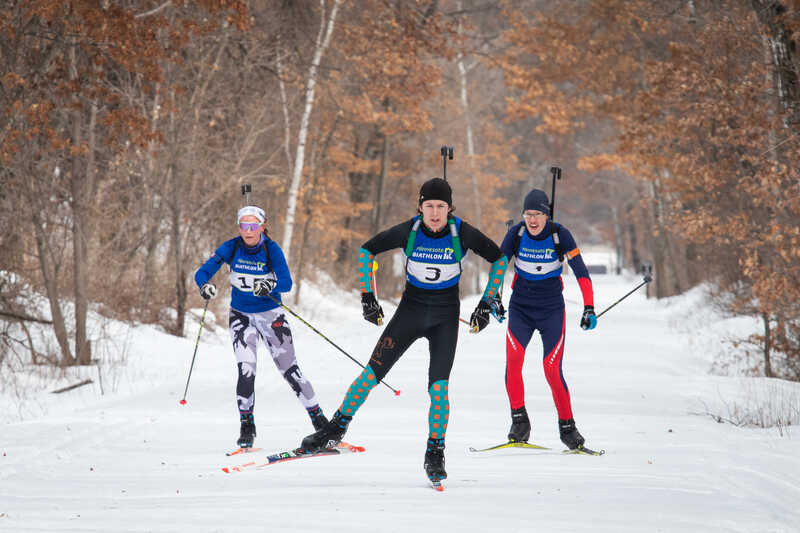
[505, 295, 573, 420]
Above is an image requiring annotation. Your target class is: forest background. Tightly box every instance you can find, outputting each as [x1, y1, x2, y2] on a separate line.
[1, 0, 798, 383]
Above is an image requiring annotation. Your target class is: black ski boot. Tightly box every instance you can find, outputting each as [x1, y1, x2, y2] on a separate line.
[308, 406, 328, 431]
[558, 418, 585, 450]
[237, 413, 256, 449]
[508, 406, 531, 443]
[301, 410, 351, 452]
[424, 438, 447, 482]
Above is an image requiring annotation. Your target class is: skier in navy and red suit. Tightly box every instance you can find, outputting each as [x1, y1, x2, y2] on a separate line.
[499, 188, 597, 450]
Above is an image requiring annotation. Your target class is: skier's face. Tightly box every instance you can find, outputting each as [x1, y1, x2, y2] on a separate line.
[523, 210, 548, 236]
[238, 215, 264, 246]
[420, 200, 450, 232]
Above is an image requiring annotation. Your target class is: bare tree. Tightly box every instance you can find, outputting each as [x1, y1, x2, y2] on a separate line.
[282, 0, 343, 264]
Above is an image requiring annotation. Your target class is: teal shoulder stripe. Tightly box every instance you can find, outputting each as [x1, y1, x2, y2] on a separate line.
[405, 217, 422, 257]
[481, 256, 509, 301]
[357, 247, 374, 293]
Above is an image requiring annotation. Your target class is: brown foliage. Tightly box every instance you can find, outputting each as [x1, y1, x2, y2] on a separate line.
[8, 0, 796, 382]
[499, 0, 800, 377]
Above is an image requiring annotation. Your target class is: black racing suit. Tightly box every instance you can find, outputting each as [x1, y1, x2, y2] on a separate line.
[362, 218, 502, 386]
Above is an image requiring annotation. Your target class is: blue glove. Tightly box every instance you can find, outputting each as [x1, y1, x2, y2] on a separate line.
[489, 294, 506, 323]
[580, 305, 597, 330]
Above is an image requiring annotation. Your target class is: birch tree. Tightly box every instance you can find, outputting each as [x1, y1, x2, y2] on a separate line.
[281, 0, 342, 264]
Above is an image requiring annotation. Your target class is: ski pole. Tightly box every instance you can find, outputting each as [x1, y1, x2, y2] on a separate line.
[180, 299, 209, 405]
[263, 293, 401, 396]
[441, 145, 453, 181]
[499, 218, 514, 300]
[372, 260, 383, 326]
[549, 166, 561, 218]
[596, 275, 653, 319]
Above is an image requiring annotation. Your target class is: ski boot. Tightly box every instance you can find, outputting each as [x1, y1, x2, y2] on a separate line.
[301, 410, 351, 452]
[558, 418, 585, 450]
[308, 406, 328, 431]
[237, 413, 256, 449]
[508, 406, 531, 443]
[424, 438, 447, 482]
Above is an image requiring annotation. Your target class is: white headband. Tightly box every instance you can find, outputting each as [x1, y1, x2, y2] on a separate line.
[237, 205, 265, 224]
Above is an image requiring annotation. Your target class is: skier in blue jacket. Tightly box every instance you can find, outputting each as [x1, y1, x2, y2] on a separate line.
[500, 189, 597, 451]
[194, 205, 327, 449]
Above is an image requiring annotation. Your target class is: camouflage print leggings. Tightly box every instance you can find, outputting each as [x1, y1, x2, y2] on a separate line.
[229, 307, 319, 414]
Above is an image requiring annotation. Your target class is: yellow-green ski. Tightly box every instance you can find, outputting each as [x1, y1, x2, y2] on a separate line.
[468, 441, 551, 453]
[468, 441, 605, 455]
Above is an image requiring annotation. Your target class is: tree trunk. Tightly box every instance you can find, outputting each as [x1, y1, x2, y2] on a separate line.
[648, 179, 685, 297]
[762, 312, 773, 377]
[295, 140, 321, 306]
[625, 206, 641, 273]
[277, 49, 294, 177]
[170, 160, 187, 337]
[611, 204, 624, 274]
[456, 16, 481, 293]
[372, 133, 388, 237]
[337, 170, 376, 266]
[752, 1, 800, 130]
[140, 85, 163, 319]
[31, 211, 73, 365]
[141, 204, 162, 321]
[295, 116, 340, 304]
[70, 128, 89, 364]
[282, 0, 342, 264]
[337, 126, 382, 266]
[68, 43, 95, 365]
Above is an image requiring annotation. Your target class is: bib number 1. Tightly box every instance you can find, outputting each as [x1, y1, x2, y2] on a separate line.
[230, 271, 270, 292]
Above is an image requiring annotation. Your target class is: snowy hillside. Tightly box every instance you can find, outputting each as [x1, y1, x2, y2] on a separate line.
[2, 274, 799, 532]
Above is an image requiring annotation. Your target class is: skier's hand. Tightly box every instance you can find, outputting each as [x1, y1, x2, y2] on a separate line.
[470, 299, 492, 333]
[489, 294, 506, 322]
[580, 305, 597, 330]
[199, 283, 217, 300]
[361, 292, 384, 326]
[253, 278, 276, 297]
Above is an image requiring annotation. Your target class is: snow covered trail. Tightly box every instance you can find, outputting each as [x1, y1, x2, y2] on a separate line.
[2, 275, 799, 532]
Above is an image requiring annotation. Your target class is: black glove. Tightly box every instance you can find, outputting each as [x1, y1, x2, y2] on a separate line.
[489, 294, 506, 322]
[470, 299, 492, 333]
[199, 283, 217, 300]
[361, 292, 384, 325]
[580, 305, 597, 330]
[253, 278, 276, 297]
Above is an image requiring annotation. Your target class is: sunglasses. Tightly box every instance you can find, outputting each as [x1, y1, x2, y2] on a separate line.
[239, 222, 261, 231]
[522, 211, 547, 219]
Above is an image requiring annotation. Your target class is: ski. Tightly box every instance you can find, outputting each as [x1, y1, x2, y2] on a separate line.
[429, 480, 444, 492]
[468, 441, 604, 456]
[468, 441, 551, 453]
[225, 447, 262, 456]
[564, 445, 605, 456]
[222, 441, 365, 473]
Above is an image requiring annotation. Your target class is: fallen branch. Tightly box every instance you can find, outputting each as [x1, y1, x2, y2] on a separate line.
[51, 379, 93, 394]
[0, 310, 52, 324]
